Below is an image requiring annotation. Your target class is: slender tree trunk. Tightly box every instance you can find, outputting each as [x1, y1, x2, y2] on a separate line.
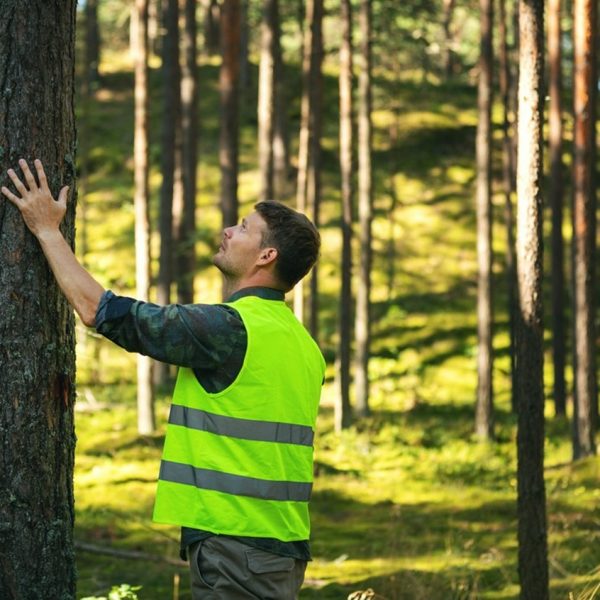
[294, 0, 323, 339]
[0, 3, 77, 596]
[258, 0, 278, 201]
[148, 0, 161, 56]
[272, 25, 290, 200]
[133, 0, 156, 435]
[499, 0, 519, 415]
[239, 0, 251, 94]
[176, 0, 198, 304]
[203, 0, 221, 56]
[475, 0, 494, 439]
[306, 0, 323, 342]
[510, 1, 520, 175]
[335, 0, 354, 432]
[355, 0, 373, 418]
[515, 0, 549, 596]
[442, 0, 456, 78]
[156, 0, 181, 385]
[548, 0, 567, 417]
[85, 0, 101, 94]
[220, 0, 241, 232]
[571, 0, 597, 458]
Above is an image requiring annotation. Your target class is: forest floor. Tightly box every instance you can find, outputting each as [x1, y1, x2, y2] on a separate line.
[73, 51, 600, 600]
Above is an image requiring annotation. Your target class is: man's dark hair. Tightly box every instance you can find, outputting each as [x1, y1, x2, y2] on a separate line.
[255, 200, 320, 291]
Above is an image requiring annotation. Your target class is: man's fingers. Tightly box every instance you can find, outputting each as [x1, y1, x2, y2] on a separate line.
[34, 159, 50, 193]
[6, 169, 28, 196]
[1, 185, 24, 208]
[19, 159, 38, 191]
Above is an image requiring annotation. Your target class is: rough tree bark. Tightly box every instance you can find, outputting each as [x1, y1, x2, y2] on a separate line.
[0, 2, 78, 597]
[515, 0, 549, 596]
[475, 0, 494, 439]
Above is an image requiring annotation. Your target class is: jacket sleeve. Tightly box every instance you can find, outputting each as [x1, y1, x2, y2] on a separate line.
[94, 290, 246, 369]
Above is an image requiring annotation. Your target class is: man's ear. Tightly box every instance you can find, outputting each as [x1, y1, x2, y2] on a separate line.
[257, 247, 278, 266]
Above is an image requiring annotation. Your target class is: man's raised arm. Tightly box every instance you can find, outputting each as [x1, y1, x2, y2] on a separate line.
[1, 159, 105, 327]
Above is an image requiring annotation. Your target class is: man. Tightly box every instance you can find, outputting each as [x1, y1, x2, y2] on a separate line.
[2, 159, 325, 600]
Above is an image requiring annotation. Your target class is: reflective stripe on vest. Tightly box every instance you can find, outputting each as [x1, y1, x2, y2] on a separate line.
[168, 404, 315, 447]
[159, 460, 313, 502]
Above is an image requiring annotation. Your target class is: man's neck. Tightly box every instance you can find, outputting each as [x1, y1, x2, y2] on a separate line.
[221, 274, 283, 301]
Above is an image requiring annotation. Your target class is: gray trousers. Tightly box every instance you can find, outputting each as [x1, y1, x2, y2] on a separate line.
[189, 537, 307, 600]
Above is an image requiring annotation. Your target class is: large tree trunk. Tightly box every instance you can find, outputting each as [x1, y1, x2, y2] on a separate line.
[515, 0, 549, 596]
[0, 3, 78, 597]
[571, 0, 597, 458]
[548, 0, 567, 417]
[498, 0, 518, 415]
[220, 0, 241, 232]
[355, 0, 373, 418]
[258, 0, 278, 201]
[176, 0, 198, 305]
[133, 0, 156, 435]
[294, 0, 323, 340]
[335, 0, 354, 432]
[156, 0, 181, 386]
[475, 0, 494, 439]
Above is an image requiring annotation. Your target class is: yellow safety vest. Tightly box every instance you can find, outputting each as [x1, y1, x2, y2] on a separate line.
[153, 295, 325, 541]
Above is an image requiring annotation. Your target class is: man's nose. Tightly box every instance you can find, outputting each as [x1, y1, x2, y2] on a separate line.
[224, 226, 234, 238]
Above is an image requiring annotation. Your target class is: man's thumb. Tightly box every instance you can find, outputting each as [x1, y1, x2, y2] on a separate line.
[58, 186, 69, 207]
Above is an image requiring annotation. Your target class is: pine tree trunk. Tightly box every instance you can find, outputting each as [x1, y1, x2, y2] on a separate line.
[571, 0, 597, 458]
[0, 3, 77, 597]
[515, 0, 549, 595]
[176, 0, 198, 304]
[220, 0, 241, 232]
[294, 0, 323, 337]
[335, 0, 354, 432]
[156, 0, 181, 386]
[85, 0, 101, 94]
[442, 0, 456, 78]
[133, 0, 156, 435]
[475, 0, 494, 439]
[548, 0, 567, 417]
[239, 0, 251, 94]
[498, 0, 518, 415]
[203, 0, 221, 56]
[355, 0, 373, 418]
[272, 24, 290, 200]
[258, 0, 278, 201]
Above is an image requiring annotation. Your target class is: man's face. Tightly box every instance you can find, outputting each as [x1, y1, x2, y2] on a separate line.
[213, 211, 268, 278]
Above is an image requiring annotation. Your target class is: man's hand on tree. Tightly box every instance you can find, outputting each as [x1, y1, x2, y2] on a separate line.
[2, 159, 69, 239]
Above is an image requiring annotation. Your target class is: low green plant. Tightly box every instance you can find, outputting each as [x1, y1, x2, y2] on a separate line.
[81, 583, 142, 600]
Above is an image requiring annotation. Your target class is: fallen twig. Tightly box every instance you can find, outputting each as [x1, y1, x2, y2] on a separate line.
[75, 540, 187, 568]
